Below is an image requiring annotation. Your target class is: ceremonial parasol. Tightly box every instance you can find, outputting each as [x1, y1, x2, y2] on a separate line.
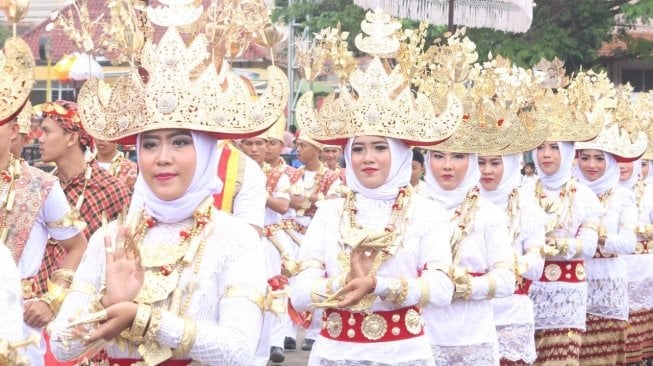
[353, 0, 533, 33]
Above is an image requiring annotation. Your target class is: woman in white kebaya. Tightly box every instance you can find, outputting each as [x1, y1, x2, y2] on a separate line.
[422, 150, 515, 366]
[478, 154, 546, 365]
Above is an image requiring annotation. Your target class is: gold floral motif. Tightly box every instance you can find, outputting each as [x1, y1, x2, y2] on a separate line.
[325, 312, 343, 338]
[134, 269, 180, 304]
[544, 263, 562, 282]
[404, 308, 423, 335]
[361, 313, 387, 341]
[575, 263, 586, 281]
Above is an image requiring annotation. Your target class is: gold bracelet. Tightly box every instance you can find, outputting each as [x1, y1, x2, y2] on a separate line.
[485, 275, 497, 300]
[130, 304, 152, 342]
[225, 287, 265, 310]
[144, 307, 162, 342]
[393, 277, 409, 305]
[172, 318, 197, 357]
[384, 278, 401, 303]
[89, 293, 105, 313]
[579, 222, 599, 232]
[51, 268, 75, 284]
[41, 280, 69, 314]
[416, 277, 430, 309]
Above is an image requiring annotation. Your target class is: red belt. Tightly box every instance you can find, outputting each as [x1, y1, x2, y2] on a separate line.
[539, 260, 585, 283]
[107, 359, 192, 366]
[321, 306, 424, 343]
[515, 278, 532, 295]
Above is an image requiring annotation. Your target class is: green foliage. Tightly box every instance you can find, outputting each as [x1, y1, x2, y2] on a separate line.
[0, 25, 9, 46]
[273, 0, 653, 72]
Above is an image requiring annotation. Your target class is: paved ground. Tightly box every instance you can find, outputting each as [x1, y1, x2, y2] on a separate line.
[267, 329, 310, 366]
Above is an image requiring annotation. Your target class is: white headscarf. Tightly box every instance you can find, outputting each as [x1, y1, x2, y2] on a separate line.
[618, 159, 641, 190]
[573, 149, 620, 195]
[479, 154, 522, 208]
[424, 152, 480, 210]
[344, 137, 412, 200]
[644, 160, 653, 184]
[132, 131, 224, 224]
[532, 141, 575, 190]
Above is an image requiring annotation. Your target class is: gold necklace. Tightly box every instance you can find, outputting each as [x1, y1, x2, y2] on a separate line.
[337, 186, 412, 312]
[505, 188, 521, 242]
[534, 179, 576, 236]
[450, 186, 480, 266]
[0, 155, 19, 244]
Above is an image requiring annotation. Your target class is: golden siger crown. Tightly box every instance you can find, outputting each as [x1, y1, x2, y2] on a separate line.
[264, 115, 287, 142]
[295, 8, 463, 146]
[540, 68, 605, 142]
[424, 33, 543, 154]
[0, 0, 34, 126]
[75, 1, 288, 142]
[576, 84, 648, 162]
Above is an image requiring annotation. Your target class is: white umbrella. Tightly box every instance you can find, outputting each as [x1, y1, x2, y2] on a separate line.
[68, 53, 104, 81]
[354, 0, 533, 33]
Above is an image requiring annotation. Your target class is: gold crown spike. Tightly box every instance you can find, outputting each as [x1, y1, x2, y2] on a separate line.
[47, 0, 108, 54]
[576, 84, 648, 162]
[0, 37, 35, 125]
[296, 9, 462, 146]
[532, 57, 568, 89]
[15, 100, 32, 134]
[1, 0, 29, 37]
[636, 92, 653, 160]
[265, 115, 287, 142]
[78, 26, 288, 141]
[147, 0, 202, 27]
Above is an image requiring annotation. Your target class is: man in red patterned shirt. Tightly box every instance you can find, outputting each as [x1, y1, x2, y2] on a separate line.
[39, 100, 132, 237]
[91, 138, 137, 193]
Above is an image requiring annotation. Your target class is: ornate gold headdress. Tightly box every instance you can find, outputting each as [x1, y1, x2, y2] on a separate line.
[576, 84, 649, 162]
[14, 100, 32, 134]
[74, 1, 288, 142]
[0, 0, 34, 126]
[423, 33, 542, 154]
[265, 115, 287, 142]
[295, 8, 463, 146]
[539, 66, 605, 142]
[638, 93, 653, 160]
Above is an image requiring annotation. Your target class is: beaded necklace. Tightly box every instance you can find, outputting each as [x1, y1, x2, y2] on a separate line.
[450, 186, 480, 266]
[635, 179, 647, 217]
[534, 179, 576, 236]
[337, 186, 412, 312]
[0, 155, 19, 244]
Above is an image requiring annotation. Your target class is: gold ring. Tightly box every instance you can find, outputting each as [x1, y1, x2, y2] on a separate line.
[115, 239, 125, 250]
[105, 246, 115, 254]
[83, 334, 91, 342]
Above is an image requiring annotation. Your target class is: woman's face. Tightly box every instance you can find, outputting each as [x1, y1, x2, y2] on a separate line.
[428, 151, 470, 190]
[642, 159, 650, 179]
[478, 155, 504, 191]
[577, 149, 606, 182]
[139, 129, 196, 201]
[535, 141, 561, 175]
[618, 161, 634, 182]
[350, 135, 391, 188]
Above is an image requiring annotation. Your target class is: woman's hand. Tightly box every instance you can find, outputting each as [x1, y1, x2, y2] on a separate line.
[337, 276, 376, 308]
[103, 226, 144, 307]
[71, 301, 138, 344]
[348, 248, 378, 280]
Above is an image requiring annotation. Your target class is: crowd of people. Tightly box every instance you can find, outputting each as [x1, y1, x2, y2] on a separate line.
[2, 2, 653, 366]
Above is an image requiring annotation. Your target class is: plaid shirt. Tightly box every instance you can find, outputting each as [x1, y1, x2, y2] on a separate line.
[58, 160, 132, 237]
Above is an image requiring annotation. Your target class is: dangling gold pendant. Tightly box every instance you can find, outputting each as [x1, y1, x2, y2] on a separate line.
[135, 270, 180, 303]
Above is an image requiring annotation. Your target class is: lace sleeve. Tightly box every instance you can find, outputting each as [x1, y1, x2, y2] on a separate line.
[517, 198, 546, 281]
[471, 207, 515, 299]
[49, 227, 107, 360]
[291, 201, 337, 311]
[562, 187, 600, 259]
[604, 191, 637, 255]
[156, 221, 267, 365]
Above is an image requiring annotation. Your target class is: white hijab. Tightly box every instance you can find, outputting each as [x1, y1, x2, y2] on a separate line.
[131, 131, 224, 224]
[424, 152, 481, 210]
[479, 154, 522, 208]
[618, 159, 641, 190]
[573, 149, 620, 195]
[644, 160, 653, 184]
[344, 137, 412, 200]
[532, 141, 575, 190]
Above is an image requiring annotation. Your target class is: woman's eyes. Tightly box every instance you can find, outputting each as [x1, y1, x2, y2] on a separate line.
[351, 146, 364, 153]
[141, 141, 158, 150]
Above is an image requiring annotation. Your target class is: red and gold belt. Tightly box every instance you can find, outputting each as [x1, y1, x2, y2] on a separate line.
[320, 306, 424, 343]
[515, 278, 532, 295]
[539, 260, 585, 283]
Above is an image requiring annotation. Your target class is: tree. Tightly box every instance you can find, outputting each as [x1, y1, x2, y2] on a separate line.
[272, 0, 653, 71]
